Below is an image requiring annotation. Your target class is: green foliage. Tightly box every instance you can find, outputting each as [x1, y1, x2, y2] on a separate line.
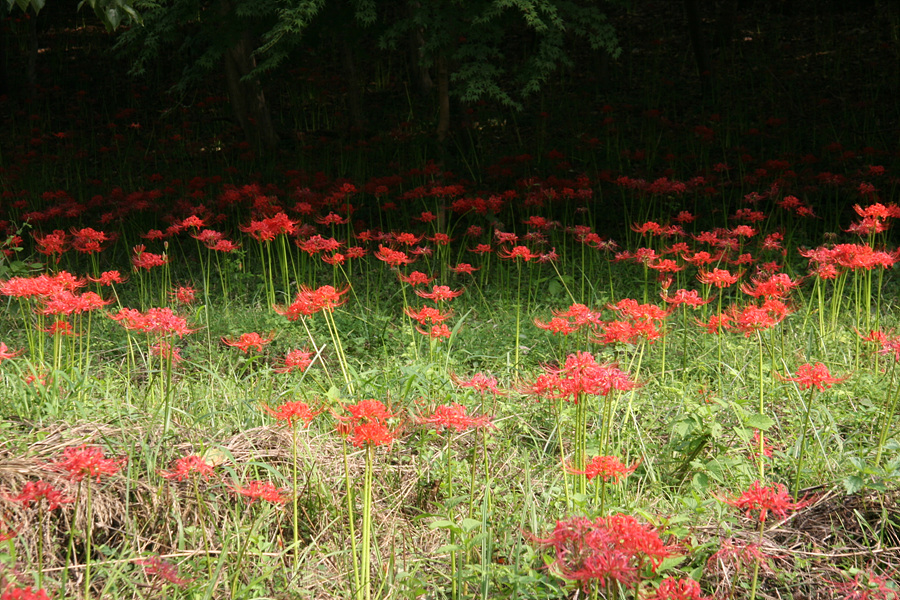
[380, 0, 621, 110]
[4, 0, 139, 31]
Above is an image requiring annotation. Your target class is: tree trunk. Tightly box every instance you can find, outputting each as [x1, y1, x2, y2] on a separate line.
[435, 54, 450, 142]
[340, 31, 366, 133]
[220, 0, 278, 152]
[684, 0, 712, 98]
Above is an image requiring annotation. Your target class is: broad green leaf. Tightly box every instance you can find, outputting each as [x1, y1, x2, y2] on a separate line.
[843, 475, 865, 494]
[746, 413, 775, 430]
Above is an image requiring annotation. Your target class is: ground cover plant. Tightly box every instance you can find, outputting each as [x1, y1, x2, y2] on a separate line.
[1, 1, 900, 599]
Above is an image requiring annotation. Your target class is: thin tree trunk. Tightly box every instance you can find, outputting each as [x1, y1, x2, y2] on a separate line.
[340, 32, 366, 133]
[220, 0, 278, 151]
[436, 54, 450, 142]
[684, 0, 712, 98]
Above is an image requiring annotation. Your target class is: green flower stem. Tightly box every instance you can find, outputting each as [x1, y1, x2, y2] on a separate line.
[793, 387, 817, 502]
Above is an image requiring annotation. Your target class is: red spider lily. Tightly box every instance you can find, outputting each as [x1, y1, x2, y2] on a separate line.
[607, 298, 671, 323]
[647, 577, 712, 600]
[469, 243, 493, 254]
[827, 568, 900, 600]
[134, 556, 194, 586]
[535, 514, 675, 592]
[778, 363, 849, 390]
[398, 271, 433, 286]
[322, 252, 346, 265]
[334, 399, 399, 448]
[5, 480, 72, 510]
[171, 285, 196, 305]
[71, 227, 113, 254]
[229, 480, 289, 504]
[697, 268, 742, 288]
[428, 233, 453, 245]
[498, 245, 539, 261]
[374, 245, 415, 267]
[240, 213, 297, 241]
[449, 263, 479, 275]
[391, 232, 424, 246]
[39, 290, 111, 316]
[0, 520, 19, 542]
[109, 307, 195, 337]
[298, 235, 342, 255]
[211, 239, 240, 252]
[567, 455, 639, 483]
[42, 321, 78, 336]
[632, 221, 662, 235]
[34, 229, 68, 258]
[451, 372, 505, 396]
[418, 403, 494, 433]
[528, 353, 638, 400]
[649, 259, 684, 274]
[740, 273, 802, 299]
[48, 445, 126, 482]
[404, 306, 452, 325]
[695, 313, 732, 334]
[415, 285, 463, 303]
[534, 316, 578, 335]
[661, 289, 711, 308]
[275, 285, 349, 319]
[0, 342, 24, 362]
[159, 454, 216, 481]
[131, 245, 169, 271]
[724, 480, 809, 523]
[0, 272, 84, 299]
[682, 250, 719, 266]
[275, 349, 314, 373]
[88, 271, 126, 286]
[222, 332, 275, 353]
[494, 231, 519, 244]
[316, 211, 349, 226]
[0, 586, 51, 600]
[180, 215, 206, 229]
[729, 299, 791, 337]
[150, 341, 183, 364]
[263, 400, 320, 427]
[707, 537, 777, 577]
[416, 323, 452, 339]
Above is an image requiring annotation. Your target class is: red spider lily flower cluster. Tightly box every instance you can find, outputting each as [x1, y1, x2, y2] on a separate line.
[47, 445, 127, 482]
[526, 352, 638, 401]
[661, 288, 712, 309]
[229, 480, 289, 504]
[131, 244, 169, 271]
[5, 480, 72, 510]
[778, 363, 849, 390]
[222, 331, 274, 353]
[159, 454, 217, 481]
[133, 556, 194, 586]
[707, 537, 777, 578]
[535, 514, 676, 592]
[697, 267, 743, 288]
[150, 341, 184, 364]
[0, 342, 24, 363]
[534, 303, 602, 336]
[592, 299, 671, 345]
[334, 399, 398, 448]
[240, 212, 297, 242]
[88, 270, 126, 286]
[415, 285, 464, 303]
[418, 403, 494, 433]
[0, 272, 83, 299]
[728, 299, 791, 337]
[374, 245, 415, 267]
[275, 285, 349, 319]
[498, 245, 539, 261]
[724, 480, 809, 523]
[568, 455, 639, 483]
[0, 586, 51, 600]
[263, 400, 320, 427]
[451, 372, 505, 396]
[646, 577, 713, 600]
[397, 271, 433, 286]
[171, 285, 196, 305]
[827, 568, 900, 600]
[110, 307, 195, 336]
[275, 349, 314, 373]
